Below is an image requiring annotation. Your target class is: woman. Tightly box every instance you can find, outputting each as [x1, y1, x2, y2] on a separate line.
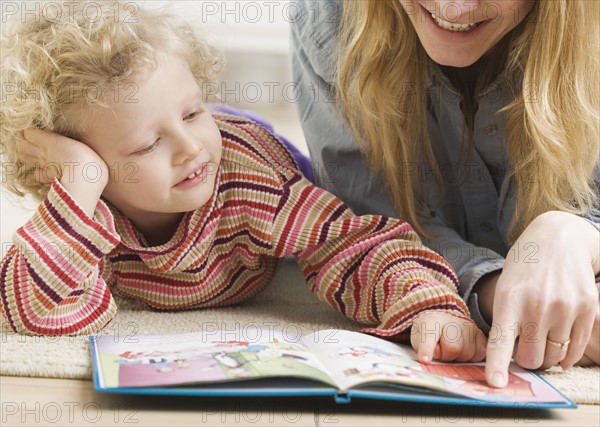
[290, 0, 599, 387]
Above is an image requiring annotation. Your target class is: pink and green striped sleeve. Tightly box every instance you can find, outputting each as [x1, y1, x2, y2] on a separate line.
[0, 179, 120, 335]
[271, 174, 471, 342]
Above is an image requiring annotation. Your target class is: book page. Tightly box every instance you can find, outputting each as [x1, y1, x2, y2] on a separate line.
[91, 329, 336, 389]
[418, 362, 570, 404]
[301, 329, 445, 392]
[302, 330, 570, 404]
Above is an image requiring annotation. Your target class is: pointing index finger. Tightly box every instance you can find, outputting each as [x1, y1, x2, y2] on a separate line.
[485, 311, 520, 388]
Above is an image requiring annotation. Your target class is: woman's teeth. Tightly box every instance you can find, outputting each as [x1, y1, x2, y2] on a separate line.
[431, 13, 480, 32]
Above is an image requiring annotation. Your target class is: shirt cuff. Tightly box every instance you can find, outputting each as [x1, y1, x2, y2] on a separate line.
[467, 292, 491, 335]
[458, 257, 505, 335]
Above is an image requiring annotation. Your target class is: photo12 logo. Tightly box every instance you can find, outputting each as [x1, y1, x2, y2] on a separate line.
[1, 401, 139, 424]
[1, 1, 140, 24]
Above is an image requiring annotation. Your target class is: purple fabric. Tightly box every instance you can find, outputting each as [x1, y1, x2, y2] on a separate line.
[209, 103, 315, 183]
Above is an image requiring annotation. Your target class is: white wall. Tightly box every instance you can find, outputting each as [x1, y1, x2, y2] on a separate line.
[1, 1, 306, 252]
[146, 1, 295, 108]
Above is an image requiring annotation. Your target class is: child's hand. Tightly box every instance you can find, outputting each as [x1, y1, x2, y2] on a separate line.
[20, 128, 109, 216]
[410, 311, 487, 364]
[21, 128, 108, 184]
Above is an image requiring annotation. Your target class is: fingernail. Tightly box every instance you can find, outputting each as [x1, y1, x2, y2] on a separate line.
[421, 355, 430, 363]
[560, 362, 571, 372]
[491, 372, 506, 388]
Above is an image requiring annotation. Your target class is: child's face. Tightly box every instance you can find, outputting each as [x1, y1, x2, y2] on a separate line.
[80, 52, 222, 227]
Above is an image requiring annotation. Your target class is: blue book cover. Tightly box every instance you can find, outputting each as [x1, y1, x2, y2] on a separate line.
[89, 328, 576, 408]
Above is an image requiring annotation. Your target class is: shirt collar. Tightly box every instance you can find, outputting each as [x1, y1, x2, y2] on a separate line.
[426, 58, 511, 100]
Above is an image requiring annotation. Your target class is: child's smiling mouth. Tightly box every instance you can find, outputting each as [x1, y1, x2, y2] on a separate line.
[175, 163, 209, 188]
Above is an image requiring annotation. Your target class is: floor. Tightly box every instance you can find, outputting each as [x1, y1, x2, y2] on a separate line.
[2, 376, 598, 427]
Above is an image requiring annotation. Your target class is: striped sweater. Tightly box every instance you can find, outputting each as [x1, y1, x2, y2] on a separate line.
[0, 114, 470, 337]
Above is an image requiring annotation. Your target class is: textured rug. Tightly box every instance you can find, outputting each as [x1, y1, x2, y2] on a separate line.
[1, 260, 598, 404]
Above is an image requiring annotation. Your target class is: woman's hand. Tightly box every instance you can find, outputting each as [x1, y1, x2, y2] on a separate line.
[410, 311, 487, 363]
[20, 128, 109, 216]
[483, 211, 600, 387]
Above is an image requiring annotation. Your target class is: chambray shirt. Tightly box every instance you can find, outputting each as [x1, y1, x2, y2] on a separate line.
[289, 0, 600, 333]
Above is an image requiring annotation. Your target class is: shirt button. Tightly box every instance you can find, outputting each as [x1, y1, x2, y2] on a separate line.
[485, 125, 498, 136]
[481, 222, 494, 232]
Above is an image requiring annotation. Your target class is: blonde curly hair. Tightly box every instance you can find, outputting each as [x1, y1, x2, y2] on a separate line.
[1, 1, 223, 200]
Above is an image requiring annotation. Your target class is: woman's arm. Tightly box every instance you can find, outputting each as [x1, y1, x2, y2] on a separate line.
[289, 0, 398, 217]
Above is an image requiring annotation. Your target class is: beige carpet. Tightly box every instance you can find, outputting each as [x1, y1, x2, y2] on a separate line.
[1, 260, 598, 404]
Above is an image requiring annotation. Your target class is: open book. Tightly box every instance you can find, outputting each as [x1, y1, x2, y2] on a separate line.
[90, 328, 575, 408]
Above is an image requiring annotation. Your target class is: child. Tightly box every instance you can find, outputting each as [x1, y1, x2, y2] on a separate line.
[0, 1, 486, 365]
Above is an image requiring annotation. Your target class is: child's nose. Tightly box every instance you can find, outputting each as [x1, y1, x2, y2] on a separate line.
[172, 133, 202, 164]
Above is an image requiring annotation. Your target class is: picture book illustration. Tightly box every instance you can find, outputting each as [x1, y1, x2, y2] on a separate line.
[90, 328, 572, 406]
[96, 330, 334, 389]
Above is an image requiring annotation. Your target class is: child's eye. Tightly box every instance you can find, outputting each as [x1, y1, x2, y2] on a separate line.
[134, 139, 159, 155]
[184, 110, 204, 121]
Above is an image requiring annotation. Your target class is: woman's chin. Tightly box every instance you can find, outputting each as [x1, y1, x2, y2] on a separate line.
[425, 50, 483, 68]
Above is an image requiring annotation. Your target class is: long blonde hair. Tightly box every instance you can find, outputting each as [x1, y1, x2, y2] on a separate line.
[0, 1, 223, 200]
[338, 0, 599, 242]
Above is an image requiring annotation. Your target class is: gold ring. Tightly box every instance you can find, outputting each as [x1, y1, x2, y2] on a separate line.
[546, 338, 571, 351]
